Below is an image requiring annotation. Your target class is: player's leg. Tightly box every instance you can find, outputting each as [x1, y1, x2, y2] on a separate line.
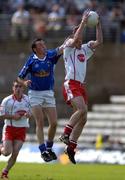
[28, 90, 45, 145]
[31, 105, 44, 145]
[44, 107, 57, 141]
[0, 126, 13, 178]
[60, 80, 87, 145]
[41, 90, 57, 160]
[61, 96, 87, 164]
[0, 140, 13, 156]
[66, 107, 87, 163]
[31, 105, 52, 162]
[1, 140, 23, 179]
[5, 140, 23, 171]
[43, 107, 57, 160]
[70, 103, 87, 142]
[59, 96, 86, 144]
[0, 125, 13, 156]
[28, 90, 52, 161]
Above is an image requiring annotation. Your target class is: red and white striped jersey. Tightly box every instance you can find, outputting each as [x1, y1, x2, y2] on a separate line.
[0, 94, 30, 127]
[63, 39, 94, 83]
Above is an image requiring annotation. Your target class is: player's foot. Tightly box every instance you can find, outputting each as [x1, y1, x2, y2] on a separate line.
[59, 134, 69, 145]
[47, 149, 57, 160]
[1, 170, 9, 179]
[64, 146, 76, 164]
[41, 151, 52, 162]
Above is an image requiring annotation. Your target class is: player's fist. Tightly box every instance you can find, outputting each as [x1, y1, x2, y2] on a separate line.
[82, 9, 91, 24]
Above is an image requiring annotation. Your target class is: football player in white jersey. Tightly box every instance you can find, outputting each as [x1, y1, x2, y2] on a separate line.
[59, 9, 103, 164]
[0, 80, 31, 179]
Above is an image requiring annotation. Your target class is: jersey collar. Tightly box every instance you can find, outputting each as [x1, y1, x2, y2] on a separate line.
[33, 54, 46, 61]
[12, 94, 23, 102]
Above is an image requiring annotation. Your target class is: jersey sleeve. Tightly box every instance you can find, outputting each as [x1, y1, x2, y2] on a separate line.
[63, 38, 74, 48]
[54, 54, 62, 64]
[82, 41, 94, 60]
[0, 98, 8, 116]
[48, 49, 57, 57]
[48, 49, 61, 64]
[18, 56, 33, 79]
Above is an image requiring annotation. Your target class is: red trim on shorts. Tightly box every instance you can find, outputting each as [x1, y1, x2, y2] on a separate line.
[63, 79, 88, 106]
[2, 126, 26, 142]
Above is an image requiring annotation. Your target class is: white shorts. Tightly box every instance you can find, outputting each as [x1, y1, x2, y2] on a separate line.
[28, 90, 56, 107]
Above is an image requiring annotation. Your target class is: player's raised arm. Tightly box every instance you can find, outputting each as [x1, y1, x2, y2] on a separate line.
[89, 18, 103, 49]
[66, 9, 90, 48]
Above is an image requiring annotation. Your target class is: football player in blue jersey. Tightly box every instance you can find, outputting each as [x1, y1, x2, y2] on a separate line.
[17, 38, 63, 162]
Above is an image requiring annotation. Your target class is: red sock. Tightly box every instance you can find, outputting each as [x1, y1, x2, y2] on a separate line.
[69, 140, 77, 151]
[2, 169, 8, 173]
[64, 124, 73, 136]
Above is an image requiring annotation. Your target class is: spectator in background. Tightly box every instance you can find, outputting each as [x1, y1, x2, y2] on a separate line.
[11, 3, 30, 40]
[109, 5, 124, 42]
[0, 80, 31, 179]
[27, 0, 46, 9]
[95, 134, 124, 151]
[29, 7, 48, 38]
[65, 1, 80, 31]
[85, 0, 99, 11]
[47, 3, 65, 31]
[97, 3, 110, 41]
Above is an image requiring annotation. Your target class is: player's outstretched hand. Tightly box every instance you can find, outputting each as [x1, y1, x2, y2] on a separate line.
[82, 9, 91, 24]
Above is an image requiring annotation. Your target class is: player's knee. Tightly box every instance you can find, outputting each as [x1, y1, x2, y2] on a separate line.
[3, 150, 11, 156]
[78, 108, 87, 116]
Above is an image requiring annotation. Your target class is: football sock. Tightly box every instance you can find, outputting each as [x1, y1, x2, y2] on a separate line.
[2, 169, 8, 175]
[46, 141, 53, 150]
[39, 143, 46, 153]
[64, 124, 73, 135]
[69, 140, 77, 151]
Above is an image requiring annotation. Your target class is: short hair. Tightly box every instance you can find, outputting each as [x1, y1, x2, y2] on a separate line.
[13, 79, 24, 88]
[13, 79, 19, 85]
[31, 38, 43, 53]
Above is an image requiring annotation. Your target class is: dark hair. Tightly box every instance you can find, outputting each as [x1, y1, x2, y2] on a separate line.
[31, 38, 43, 53]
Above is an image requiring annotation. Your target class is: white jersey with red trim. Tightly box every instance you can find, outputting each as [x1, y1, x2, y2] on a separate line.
[0, 94, 30, 127]
[63, 40, 94, 83]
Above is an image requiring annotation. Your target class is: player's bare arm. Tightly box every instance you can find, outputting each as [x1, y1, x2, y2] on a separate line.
[0, 113, 22, 120]
[66, 9, 90, 47]
[89, 19, 103, 49]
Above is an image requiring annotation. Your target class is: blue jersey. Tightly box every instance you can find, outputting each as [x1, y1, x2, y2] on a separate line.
[18, 49, 61, 91]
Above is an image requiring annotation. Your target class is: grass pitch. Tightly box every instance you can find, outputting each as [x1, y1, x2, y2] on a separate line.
[0, 162, 125, 180]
